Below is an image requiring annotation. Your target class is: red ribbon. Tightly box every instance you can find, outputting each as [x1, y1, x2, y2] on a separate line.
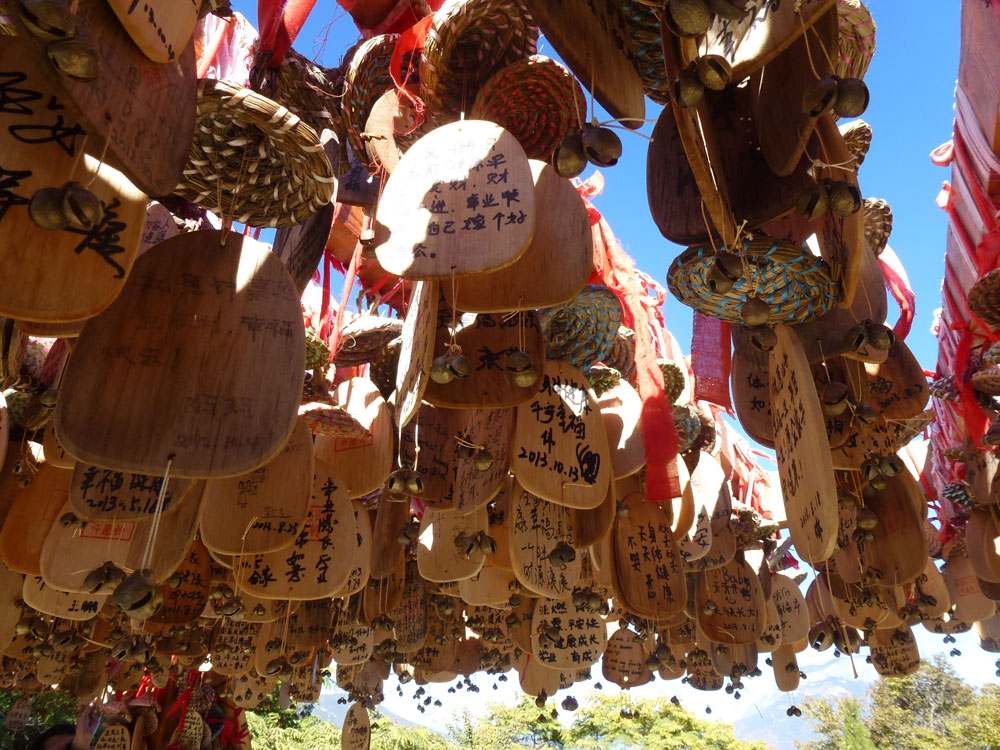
[877, 247, 915, 341]
[388, 15, 433, 133]
[323, 239, 364, 362]
[691, 312, 732, 409]
[258, 0, 316, 67]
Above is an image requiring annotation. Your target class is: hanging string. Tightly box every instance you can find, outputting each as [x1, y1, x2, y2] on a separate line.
[83, 115, 114, 189]
[139, 455, 175, 573]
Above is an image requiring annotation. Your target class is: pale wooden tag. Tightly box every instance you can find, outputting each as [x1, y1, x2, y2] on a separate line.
[458, 564, 515, 607]
[394, 279, 437, 429]
[200, 419, 314, 555]
[769, 325, 838, 563]
[945, 555, 996, 623]
[869, 625, 920, 677]
[857, 339, 930, 421]
[55, 230, 305, 478]
[695, 555, 765, 644]
[513, 360, 611, 509]
[370, 498, 408, 581]
[530, 596, 607, 668]
[770, 573, 809, 644]
[863, 473, 926, 586]
[508, 481, 580, 598]
[966, 507, 1000, 582]
[107, 0, 200, 63]
[21, 575, 106, 620]
[574, 478, 616, 549]
[443, 161, 593, 312]
[147, 537, 210, 624]
[771, 643, 800, 692]
[516, 651, 561, 697]
[69, 463, 193, 522]
[417, 504, 488, 583]
[685, 646, 724, 691]
[389, 560, 428, 653]
[329, 500, 373, 598]
[598, 381, 645, 478]
[211, 619, 260, 677]
[94, 724, 131, 750]
[0, 464, 70, 575]
[602, 628, 652, 689]
[41, 427, 75, 469]
[375, 121, 535, 279]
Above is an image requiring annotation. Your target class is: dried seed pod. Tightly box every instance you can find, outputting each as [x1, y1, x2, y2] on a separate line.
[802, 76, 839, 117]
[47, 39, 100, 81]
[28, 187, 68, 230]
[834, 77, 870, 118]
[695, 55, 731, 91]
[552, 132, 587, 179]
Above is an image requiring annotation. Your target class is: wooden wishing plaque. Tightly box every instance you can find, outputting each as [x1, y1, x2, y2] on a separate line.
[598, 381, 645, 478]
[0, 40, 145, 323]
[211, 619, 260, 677]
[0, 564, 23, 650]
[147, 538, 211, 625]
[14, 0, 197, 196]
[94, 723, 130, 750]
[856, 340, 930, 421]
[691, 0, 837, 81]
[443, 161, 593, 312]
[613, 492, 687, 619]
[56, 230, 305, 478]
[69, 463, 193, 522]
[731, 352, 775, 448]
[423, 308, 546, 409]
[342, 702, 371, 750]
[0, 464, 69, 575]
[107, 0, 200, 64]
[395, 280, 437, 429]
[509, 481, 581, 598]
[602, 628, 653, 689]
[417, 504, 488, 583]
[375, 120, 535, 279]
[530, 596, 607, 669]
[200, 420, 314, 555]
[863, 473, 926, 586]
[329, 500, 372, 598]
[769, 325, 838, 563]
[695, 555, 765, 645]
[233, 461, 353, 600]
[314, 378, 393, 498]
[399, 403, 514, 512]
[390, 560, 428, 653]
[770, 574, 809, 644]
[513, 360, 611, 509]
[21, 575, 106, 620]
[869, 626, 920, 677]
[522, 0, 644, 126]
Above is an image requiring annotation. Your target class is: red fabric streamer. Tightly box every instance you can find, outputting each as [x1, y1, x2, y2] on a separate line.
[954, 328, 988, 449]
[324, 240, 364, 362]
[388, 15, 434, 132]
[575, 173, 681, 500]
[877, 247, 915, 340]
[691, 312, 732, 409]
[258, 0, 316, 67]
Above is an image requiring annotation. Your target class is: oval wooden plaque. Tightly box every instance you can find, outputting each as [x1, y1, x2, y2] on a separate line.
[69, 463, 192, 522]
[508, 481, 580, 599]
[394, 279, 437, 429]
[0, 464, 69, 575]
[21, 574, 106, 621]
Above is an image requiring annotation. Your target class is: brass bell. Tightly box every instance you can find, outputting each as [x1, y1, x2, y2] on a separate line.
[695, 55, 731, 91]
[834, 77, 870, 118]
[820, 381, 850, 417]
[796, 183, 828, 221]
[882, 455, 904, 476]
[472, 448, 494, 472]
[166, 572, 183, 589]
[456, 443, 476, 460]
[561, 696, 579, 712]
[837, 489, 857, 509]
[477, 533, 497, 556]
[746, 325, 777, 352]
[672, 68, 703, 111]
[854, 403, 877, 424]
[857, 508, 878, 531]
[29, 187, 68, 231]
[702, 600, 718, 615]
[447, 353, 472, 379]
[59, 512, 83, 528]
[505, 350, 533, 373]
[665, 0, 711, 38]
[130, 641, 152, 663]
[867, 322, 894, 351]
[802, 76, 839, 117]
[511, 367, 539, 389]
[264, 657, 288, 676]
[83, 564, 109, 594]
[404, 469, 424, 495]
[47, 39, 100, 82]
[808, 620, 834, 651]
[112, 570, 163, 620]
[110, 636, 132, 661]
[430, 355, 455, 384]
[552, 132, 587, 179]
[16, 0, 76, 40]
[708, 0, 749, 19]
[253, 604, 266, 616]
[396, 523, 418, 545]
[827, 181, 862, 217]
[740, 296, 770, 327]
[547, 541, 577, 569]
[615, 500, 629, 517]
[61, 181, 104, 230]
[845, 322, 869, 352]
[859, 458, 880, 481]
[707, 251, 742, 294]
[386, 468, 409, 495]
[581, 126, 622, 168]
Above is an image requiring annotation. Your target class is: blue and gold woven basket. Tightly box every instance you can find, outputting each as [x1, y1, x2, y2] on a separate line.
[666, 235, 839, 326]
[539, 285, 623, 373]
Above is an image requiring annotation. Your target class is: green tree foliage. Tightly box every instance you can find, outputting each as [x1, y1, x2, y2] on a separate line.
[448, 698, 564, 749]
[0, 689, 78, 750]
[797, 656, 998, 750]
[247, 706, 453, 750]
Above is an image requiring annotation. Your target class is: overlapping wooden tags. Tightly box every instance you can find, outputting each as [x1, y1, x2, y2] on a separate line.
[680, 452, 727, 562]
[863, 473, 926, 586]
[400, 403, 514, 512]
[854, 340, 930, 420]
[696, 555, 765, 644]
[0, 564, 22, 650]
[522, 0, 644, 126]
[330, 500, 372, 598]
[530, 596, 607, 668]
[769, 325, 838, 563]
[13, 0, 197, 196]
[869, 625, 920, 677]
[94, 722, 130, 750]
[375, 121, 535, 279]
[0, 464, 69, 574]
[509, 481, 580, 598]
[200, 420, 314, 555]
[513, 360, 611, 509]
[417, 503, 488, 583]
[390, 561, 428, 653]
[69, 464, 192, 522]
[395, 280, 437, 429]
[56, 230, 305, 478]
[233, 461, 353, 600]
[597, 381, 644, 478]
[107, 0, 200, 63]
[147, 538, 210, 624]
[443, 161, 593, 312]
[211, 619, 260, 677]
[602, 628, 652, 689]
[314, 377, 393, 498]
[613, 492, 686, 618]
[22, 574, 106, 621]
[575, 478, 616, 548]
[945, 554, 996, 623]
[0, 39, 145, 323]
[689, 0, 837, 80]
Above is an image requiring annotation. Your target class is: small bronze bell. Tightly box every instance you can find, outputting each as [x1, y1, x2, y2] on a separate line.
[110, 636, 132, 661]
[386, 468, 409, 495]
[48, 39, 100, 82]
[547, 541, 577, 569]
[511, 367, 539, 389]
[404, 469, 424, 495]
[857, 508, 878, 531]
[833, 77, 869, 118]
[665, 0, 711, 38]
[61, 181, 104, 230]
[505, 350, 533, 373]
[746, 325, 777, 352]
[867, 322, 894, 351]
[581, 126, 622, 168]
[561, 696, 579, 712]
[447, 353, 472, 379]
[845, 322, 869, 352]
[59, 512, 83, 528]
[820, 381, 850, 416]
[456, 443, 476, 460]
[430, 355, 454, 384]
[854, 403, 877, 424]
[16, 0, 76, 40]
[674, 67, 705, 108]
[808, 620, 834, 651]
[796, 183, 829, 221]
[879, 456, 903, 477]
[707, 251, 742, 294]
[83, 564, 108, 595]
[802, 77, 839, 117]
[472, 448, 494, 472]
[827, 181, 862, 217]
[397, 522, 418, 545]
[837, 489, 857, 509]
[740, 296, 770, 326]
[29, 187, 68, 230]
[552, 132, 587, 179]
[112, 570, 163, 620]
[859, 458, 880, 481]
[695, 55, 731, 91]
[477, 533, 497, 556]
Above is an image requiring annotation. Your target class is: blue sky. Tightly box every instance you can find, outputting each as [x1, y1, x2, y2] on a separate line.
[227, 1, 987, 742]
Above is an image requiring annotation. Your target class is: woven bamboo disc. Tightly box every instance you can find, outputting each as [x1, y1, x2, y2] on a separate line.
[538, 286, 623, 373]
[836, 0, 877, 81]
[840, 119, 873, 166]
[864, 198, 893, 255]
[621, 1, 670, 104]
[342, 34, 426, 171]
[603, 327, 636, 384]
[968, 269, 1000, 326]
[334, 316, 404, 367]
[667, 236, 839, 326]
[971, 364, 1000, 396]
[420, 0, 538, 124]
[174, 79, 335, 228]
[469, 55, 586, 161]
